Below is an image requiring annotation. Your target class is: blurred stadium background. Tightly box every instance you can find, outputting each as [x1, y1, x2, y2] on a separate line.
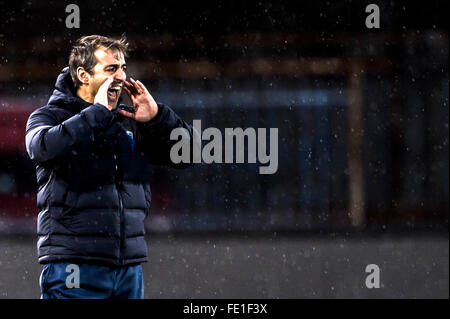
[0, 0, 448, 298]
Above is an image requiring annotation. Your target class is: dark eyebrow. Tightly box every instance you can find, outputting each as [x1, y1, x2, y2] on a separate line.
[104, 64, 127, 69]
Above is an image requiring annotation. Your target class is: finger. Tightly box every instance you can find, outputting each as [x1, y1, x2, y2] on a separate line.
[123, 86, 134, 99]
[124, 80, 139, 95]
[124, 80, 134, 88]
[129, 77, 137, 87]
[129, 78, 142, 94]
[118, 109, 135, 119]
[135, 80, 149, 94]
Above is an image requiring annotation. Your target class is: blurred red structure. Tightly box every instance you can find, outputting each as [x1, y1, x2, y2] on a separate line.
[0, 104, 31, 153]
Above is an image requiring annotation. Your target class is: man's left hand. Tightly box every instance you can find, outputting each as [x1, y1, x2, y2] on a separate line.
[119, 78, 158, 122]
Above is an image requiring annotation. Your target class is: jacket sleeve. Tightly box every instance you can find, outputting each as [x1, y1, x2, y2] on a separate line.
[136, 103, 194, 168]
[25, 103, 115, 165]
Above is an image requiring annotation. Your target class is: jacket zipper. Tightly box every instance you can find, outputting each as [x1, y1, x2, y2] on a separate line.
[117, 186, 125, 265]
[114, 152, 125, 266]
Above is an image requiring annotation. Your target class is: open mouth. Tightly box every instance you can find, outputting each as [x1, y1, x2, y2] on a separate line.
[107, 85, 121, 100]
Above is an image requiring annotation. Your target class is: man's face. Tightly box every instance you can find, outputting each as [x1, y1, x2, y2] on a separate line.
[88, 47, 127, 109]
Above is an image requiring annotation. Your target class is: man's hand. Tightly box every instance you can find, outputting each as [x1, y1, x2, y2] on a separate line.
[120, 78, 158, 122]
[94, 76, 114, 110]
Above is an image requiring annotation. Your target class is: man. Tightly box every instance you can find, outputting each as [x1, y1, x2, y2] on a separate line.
[25, 35, 193, 299]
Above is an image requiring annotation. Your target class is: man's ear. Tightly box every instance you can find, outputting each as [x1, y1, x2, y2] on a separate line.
[76, 67, 90, 85]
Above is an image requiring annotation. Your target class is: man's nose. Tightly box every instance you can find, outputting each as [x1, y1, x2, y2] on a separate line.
[114, 69, 126, 82]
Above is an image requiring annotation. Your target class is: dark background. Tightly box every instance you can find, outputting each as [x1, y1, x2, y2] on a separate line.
[0, 0, 448, 298]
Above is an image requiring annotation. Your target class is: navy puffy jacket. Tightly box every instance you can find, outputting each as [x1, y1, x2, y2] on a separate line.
[25, 67, 193, 266]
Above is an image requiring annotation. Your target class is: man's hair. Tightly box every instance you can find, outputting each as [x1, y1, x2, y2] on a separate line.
[69, 35, 129, 89]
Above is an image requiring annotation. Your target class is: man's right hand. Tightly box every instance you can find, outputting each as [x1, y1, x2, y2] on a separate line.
[94, 76, 114, 110]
